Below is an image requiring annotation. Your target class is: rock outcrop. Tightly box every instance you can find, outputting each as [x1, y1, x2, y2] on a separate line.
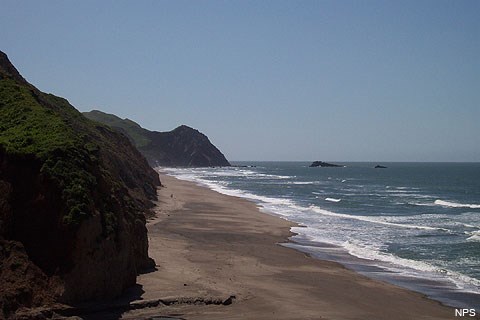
[309, 161, 344, 168]
[84, 110, 230, 167]
[0, 51, 161, 318]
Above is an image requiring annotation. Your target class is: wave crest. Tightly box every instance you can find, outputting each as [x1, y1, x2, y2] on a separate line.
[325, 197, 341, 203]
[435, 200, 480, 209]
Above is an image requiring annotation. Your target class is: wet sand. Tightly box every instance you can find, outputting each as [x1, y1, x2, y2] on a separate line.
[121, 172, 456, 320]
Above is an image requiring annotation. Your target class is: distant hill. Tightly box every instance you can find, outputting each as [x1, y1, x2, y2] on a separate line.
[0, 51, 160, 317]
[84, 110, 231, 167]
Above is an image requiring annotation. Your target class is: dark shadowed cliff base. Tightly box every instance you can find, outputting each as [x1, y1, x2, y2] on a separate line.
[92, 173, 456, 320]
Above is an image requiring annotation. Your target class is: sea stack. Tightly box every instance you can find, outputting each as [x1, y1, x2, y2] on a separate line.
[309, 161, 344, 168]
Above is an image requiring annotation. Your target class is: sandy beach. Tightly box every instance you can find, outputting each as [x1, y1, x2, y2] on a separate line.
[118, 172, 456, 320]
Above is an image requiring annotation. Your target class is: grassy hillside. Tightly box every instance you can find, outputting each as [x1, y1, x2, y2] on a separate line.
[83, 109, 151, 148]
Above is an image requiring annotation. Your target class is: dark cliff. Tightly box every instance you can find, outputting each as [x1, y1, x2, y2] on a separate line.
[0, 51, 161, 318]
[83, 110, 231, 167]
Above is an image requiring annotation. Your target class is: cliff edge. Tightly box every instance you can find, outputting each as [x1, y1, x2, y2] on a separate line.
[0, 51, 161, 318]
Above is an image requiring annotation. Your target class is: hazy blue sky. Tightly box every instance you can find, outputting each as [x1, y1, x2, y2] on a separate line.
[1, 0, 479, 161]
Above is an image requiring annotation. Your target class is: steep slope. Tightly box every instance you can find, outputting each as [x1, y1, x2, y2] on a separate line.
[82, 109, 151, 148]
[84, 110, 231, 167]
[0, 51, 161, 318]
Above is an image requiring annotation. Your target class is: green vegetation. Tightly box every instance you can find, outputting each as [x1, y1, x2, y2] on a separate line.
[84, 110, 151, 148]
[0, 70, 159, 232]
[0, 79, 76, 157]
[0, 52, 161, 312]
[0, 78, 98, 226]
[84, 109, 231, 168]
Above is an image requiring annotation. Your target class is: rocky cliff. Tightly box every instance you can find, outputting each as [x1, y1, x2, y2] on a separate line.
[83, 110, 231, 167]
[0, 51, 161, 318]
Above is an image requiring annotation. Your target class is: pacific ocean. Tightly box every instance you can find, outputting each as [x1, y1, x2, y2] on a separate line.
[163, 161, 480, 310]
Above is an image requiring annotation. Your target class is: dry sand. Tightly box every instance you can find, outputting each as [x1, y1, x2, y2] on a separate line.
[120, 172, 457, 320]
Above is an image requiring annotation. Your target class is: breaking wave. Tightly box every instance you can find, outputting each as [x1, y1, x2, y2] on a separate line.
[435, 200, 480, 209]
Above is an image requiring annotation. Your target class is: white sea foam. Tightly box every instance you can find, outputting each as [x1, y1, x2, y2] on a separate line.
[290, 181, 316, 185]
[343, 240, 438, 272]
[466, 230, 480, 242]
[325, 197, 341, 203]
[291, 226, 480, 293]
[342, 240, 480, 292]
[209, 169, 257, 177]
[162, 167, 291, 180]
[307, 205, 448, 231]
[208, 185, 295, 207]
[290, 226, 343, 246]
[253, 173, 292, 179]
[435, 200, 480, 209]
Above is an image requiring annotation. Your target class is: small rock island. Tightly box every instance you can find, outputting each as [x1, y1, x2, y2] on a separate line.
[309, 161, 344, 168]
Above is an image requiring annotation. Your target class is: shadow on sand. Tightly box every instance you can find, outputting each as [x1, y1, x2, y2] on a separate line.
[59, 284, 146, 320]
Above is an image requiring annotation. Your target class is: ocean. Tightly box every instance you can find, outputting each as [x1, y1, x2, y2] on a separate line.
[162, 162, 480, 310]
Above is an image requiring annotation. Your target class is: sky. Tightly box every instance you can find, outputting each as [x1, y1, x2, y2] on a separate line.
[1, 0, 479, 162]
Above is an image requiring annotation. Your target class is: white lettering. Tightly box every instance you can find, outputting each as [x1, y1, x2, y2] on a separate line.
[455, 308, 476, 317]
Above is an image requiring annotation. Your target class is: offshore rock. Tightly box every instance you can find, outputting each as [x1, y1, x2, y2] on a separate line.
[309, 161, 344, 168]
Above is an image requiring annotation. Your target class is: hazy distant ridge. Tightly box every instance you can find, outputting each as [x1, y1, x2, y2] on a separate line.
[84, 110, 231, 167]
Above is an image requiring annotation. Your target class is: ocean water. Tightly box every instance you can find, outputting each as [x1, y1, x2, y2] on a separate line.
[162, 162, 480, 310]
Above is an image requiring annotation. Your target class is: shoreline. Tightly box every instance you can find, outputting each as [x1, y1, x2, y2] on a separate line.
[283, 236, 480, 311]
[121, 172, 457, 319]
[162, 165, 480, 311]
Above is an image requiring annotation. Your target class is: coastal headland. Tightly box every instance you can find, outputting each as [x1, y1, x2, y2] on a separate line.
[119, 172, 455, 320]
